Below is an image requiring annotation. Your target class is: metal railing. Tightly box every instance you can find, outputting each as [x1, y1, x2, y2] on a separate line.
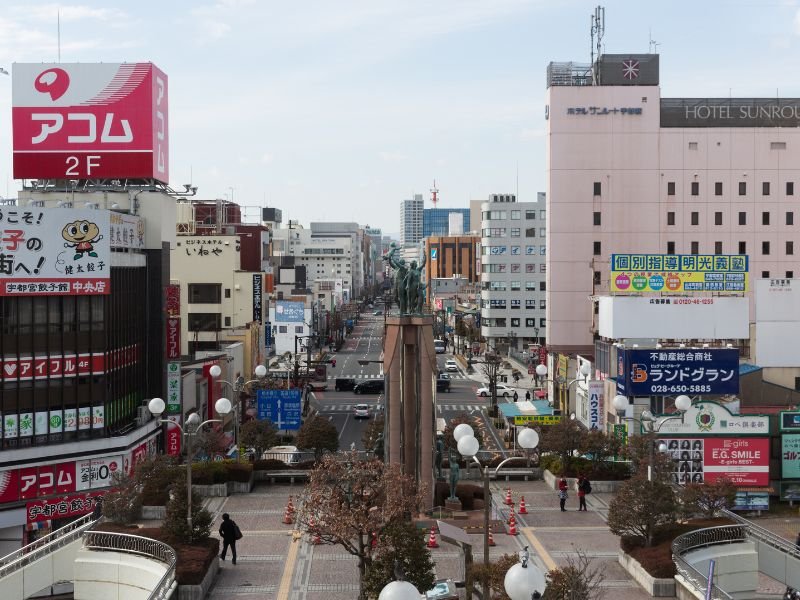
[0, 513, 97, 580]
[83, 530, 176, 600]
[672, 524, 749, 600]
[719, 508, 800, 560]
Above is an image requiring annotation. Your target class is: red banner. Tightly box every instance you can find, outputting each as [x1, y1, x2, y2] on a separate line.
[704, 438, 770, 486]
[166, 317, 180, 359]
[27, 491, 106, 523]
[166, 418, 182, 456]
[165, 284, 180, 317]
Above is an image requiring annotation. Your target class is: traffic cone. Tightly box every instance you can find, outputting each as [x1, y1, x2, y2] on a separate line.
[427, 525, 440, 549]
[488, 528, 496, 546]
[504, 488, 513, 505]
[519, 496, 528, 514]
[282, 505, 294, 525]
[508, 513, 518, 536]
[287, 496, 296, 516]
[309, 516, 321, 545]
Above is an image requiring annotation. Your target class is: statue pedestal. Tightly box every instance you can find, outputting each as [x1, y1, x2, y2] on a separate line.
[445, 498, 462, 512]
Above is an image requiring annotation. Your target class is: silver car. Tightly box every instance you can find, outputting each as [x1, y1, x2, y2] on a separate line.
[354, 404, 370, 419]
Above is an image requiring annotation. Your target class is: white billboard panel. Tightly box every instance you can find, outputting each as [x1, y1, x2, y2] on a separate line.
[755, 278, 799, 322]
[598, 296, 749, 340]
[755, 322, 800, 367]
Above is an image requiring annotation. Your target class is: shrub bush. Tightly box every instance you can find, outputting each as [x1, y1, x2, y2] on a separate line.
[137, 456, 180, 506]
[190, 461, 227, 485]
[254, 459, 289, 471]
[225, 462, 253, 482]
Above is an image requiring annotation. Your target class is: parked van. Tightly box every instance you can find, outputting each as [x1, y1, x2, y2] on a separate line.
[264, 445, 302, 465]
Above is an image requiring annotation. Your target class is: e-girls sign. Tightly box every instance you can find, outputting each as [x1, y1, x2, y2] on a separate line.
[611, 254, 748, 293]
[662, 437, 769, 487]
[617, 349, 739, 396]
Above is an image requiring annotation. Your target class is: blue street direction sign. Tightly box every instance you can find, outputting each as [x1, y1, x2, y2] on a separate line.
[257, 389, 302, 431]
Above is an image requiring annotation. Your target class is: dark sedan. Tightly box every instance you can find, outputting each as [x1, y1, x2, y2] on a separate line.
[353, 380, 385, 394]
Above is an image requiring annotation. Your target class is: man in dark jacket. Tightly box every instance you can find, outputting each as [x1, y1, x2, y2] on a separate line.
[219, 513, 239, 564]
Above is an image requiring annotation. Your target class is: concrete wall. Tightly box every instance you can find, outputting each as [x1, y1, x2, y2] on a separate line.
[683, 542, 758, 600]
[73, 549, 168, 600]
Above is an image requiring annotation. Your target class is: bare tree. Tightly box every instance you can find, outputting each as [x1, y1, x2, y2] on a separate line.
[542, 548, 606, 600]
[476, 352, 503, 417]
[295, 454, 426, 600]
[607, 475, 677, 547]
[538, 417, 585, 475]
[239, 419, 278, 459]
[680, 477, 737, 519]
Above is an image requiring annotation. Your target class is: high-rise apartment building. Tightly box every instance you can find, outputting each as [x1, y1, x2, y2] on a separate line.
[546, 53, 800, 355]
[399, 194, 424, 246]
[480, 193, 547, 352]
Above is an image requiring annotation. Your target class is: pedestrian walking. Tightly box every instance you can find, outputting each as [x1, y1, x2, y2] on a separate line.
[558, 475, 568, 512]
[525, 390, 531, 402]
[513, 390, 519, 402]
[219, 513, 241, 565]
[577, 474, 589, 511]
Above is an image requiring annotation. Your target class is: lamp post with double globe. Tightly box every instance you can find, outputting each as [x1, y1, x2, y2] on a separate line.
[208, 363, 268, 454]
[148, 396, 231, 541]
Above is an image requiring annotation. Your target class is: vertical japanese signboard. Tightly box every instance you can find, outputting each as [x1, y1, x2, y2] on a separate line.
[587, 380, 604, 431]
[166, 317, 180, 359]
[13, 63, 169, 182]
[0, 208, 110, 296]
[165, 415, 181, 456]
[166, 362, 181, 414]
[252, 274, 262, 323]
[165, 283, 180, 317]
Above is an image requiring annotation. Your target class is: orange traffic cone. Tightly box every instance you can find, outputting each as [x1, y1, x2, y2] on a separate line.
[504, 488, 513, 506]
[287, 496, 296, 516]
[309, 516, 321, 545]
[282, 505, 294, 524]
[488, 528, 496, 546]
[519, 496, 528, 514]
[508, 513, 518, 536]
[427, 525, 440, 549]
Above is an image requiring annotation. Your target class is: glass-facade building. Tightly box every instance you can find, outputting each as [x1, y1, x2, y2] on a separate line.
[423, 208, 471, 237]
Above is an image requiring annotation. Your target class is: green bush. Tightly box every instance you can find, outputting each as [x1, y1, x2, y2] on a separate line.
[253, 459, 289, 471]
[225, 462, 253, 482]
[137, 456, 181, 506]
[190, 461, 227, 485]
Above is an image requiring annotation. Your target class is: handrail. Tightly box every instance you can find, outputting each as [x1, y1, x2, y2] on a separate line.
[719, 508, 800, 559]
[672, 524, 748, 600]
[0, 513, 97, 579]
[82, 530, 176, 600]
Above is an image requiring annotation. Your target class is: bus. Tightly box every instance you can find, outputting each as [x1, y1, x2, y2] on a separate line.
[434, 339, 446, 354]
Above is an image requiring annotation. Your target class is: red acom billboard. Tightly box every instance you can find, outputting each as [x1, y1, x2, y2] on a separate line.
[12, 63, 168, 182]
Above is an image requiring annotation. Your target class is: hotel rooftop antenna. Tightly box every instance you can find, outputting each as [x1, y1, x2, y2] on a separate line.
[590, 6, 605, 84]
[430, 180, 439, 207]
[648, 29, 660, 54]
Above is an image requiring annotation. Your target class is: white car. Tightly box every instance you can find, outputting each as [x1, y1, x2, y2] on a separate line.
[445, 359, 458, 372]
[353, 404, 371, 419]
[476, 384, 513, 398]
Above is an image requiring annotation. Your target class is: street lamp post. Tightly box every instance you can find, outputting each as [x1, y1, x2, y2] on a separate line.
[534, 363, 591, 415]
[209, 364, 268, 455]
[504, 546, 546, 599]
[612, 394, 692, 481]
[148, 396, 232, 541]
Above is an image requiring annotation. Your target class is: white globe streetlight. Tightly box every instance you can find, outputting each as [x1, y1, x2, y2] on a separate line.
[215, 397, 232, 415]
[457, 434, 480, 458]
[148, 397, 165, 417]
[612, 394, 629, 413]
[254, 364, 268, 378]
[504, 562, 546, 600]
[453, 423, 474, 443]
[578, 362, 591, 378]
[378, 580, 420, 600]
[209, 364, 222, 378]
[518, 428, 539, 451]
[535, 364, 548, 378]
[675, 394, 692, 412]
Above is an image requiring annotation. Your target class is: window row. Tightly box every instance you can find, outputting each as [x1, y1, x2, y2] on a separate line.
[666, 210, 794, 226]
[482, 318, 547, 328]
[594, 180, 800, 197]
[663, 241, 795, 256]
[486, 264, 548, 274]
[482, 246, 546, 256]
[484, 298, 546, 309]
[482, 228, 544, 238]
[482, 210, 546, 221]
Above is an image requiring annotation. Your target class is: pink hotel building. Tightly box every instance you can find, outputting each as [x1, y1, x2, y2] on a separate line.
[546, 54, 800, 356]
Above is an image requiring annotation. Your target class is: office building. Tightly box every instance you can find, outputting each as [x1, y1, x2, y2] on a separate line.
[423, 208, 470, 238]
[399, 194, 424, 246]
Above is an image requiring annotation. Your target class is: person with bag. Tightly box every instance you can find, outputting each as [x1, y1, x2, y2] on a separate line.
[558, 475, 568, 512]
[219, 512, 241, 564]
[576, 475, 590, 511]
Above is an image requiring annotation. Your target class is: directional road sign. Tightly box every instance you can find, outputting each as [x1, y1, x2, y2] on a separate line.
[256, 389, 302, 431]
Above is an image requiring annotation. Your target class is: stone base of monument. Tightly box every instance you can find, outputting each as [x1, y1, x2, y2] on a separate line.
[444, 498, 463, 512]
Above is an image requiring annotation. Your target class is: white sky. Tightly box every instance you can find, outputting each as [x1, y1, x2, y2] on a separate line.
[1, 0, 800, 234]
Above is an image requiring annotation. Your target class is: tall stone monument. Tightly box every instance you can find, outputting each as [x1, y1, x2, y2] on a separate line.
[383, 246, 436, 506]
